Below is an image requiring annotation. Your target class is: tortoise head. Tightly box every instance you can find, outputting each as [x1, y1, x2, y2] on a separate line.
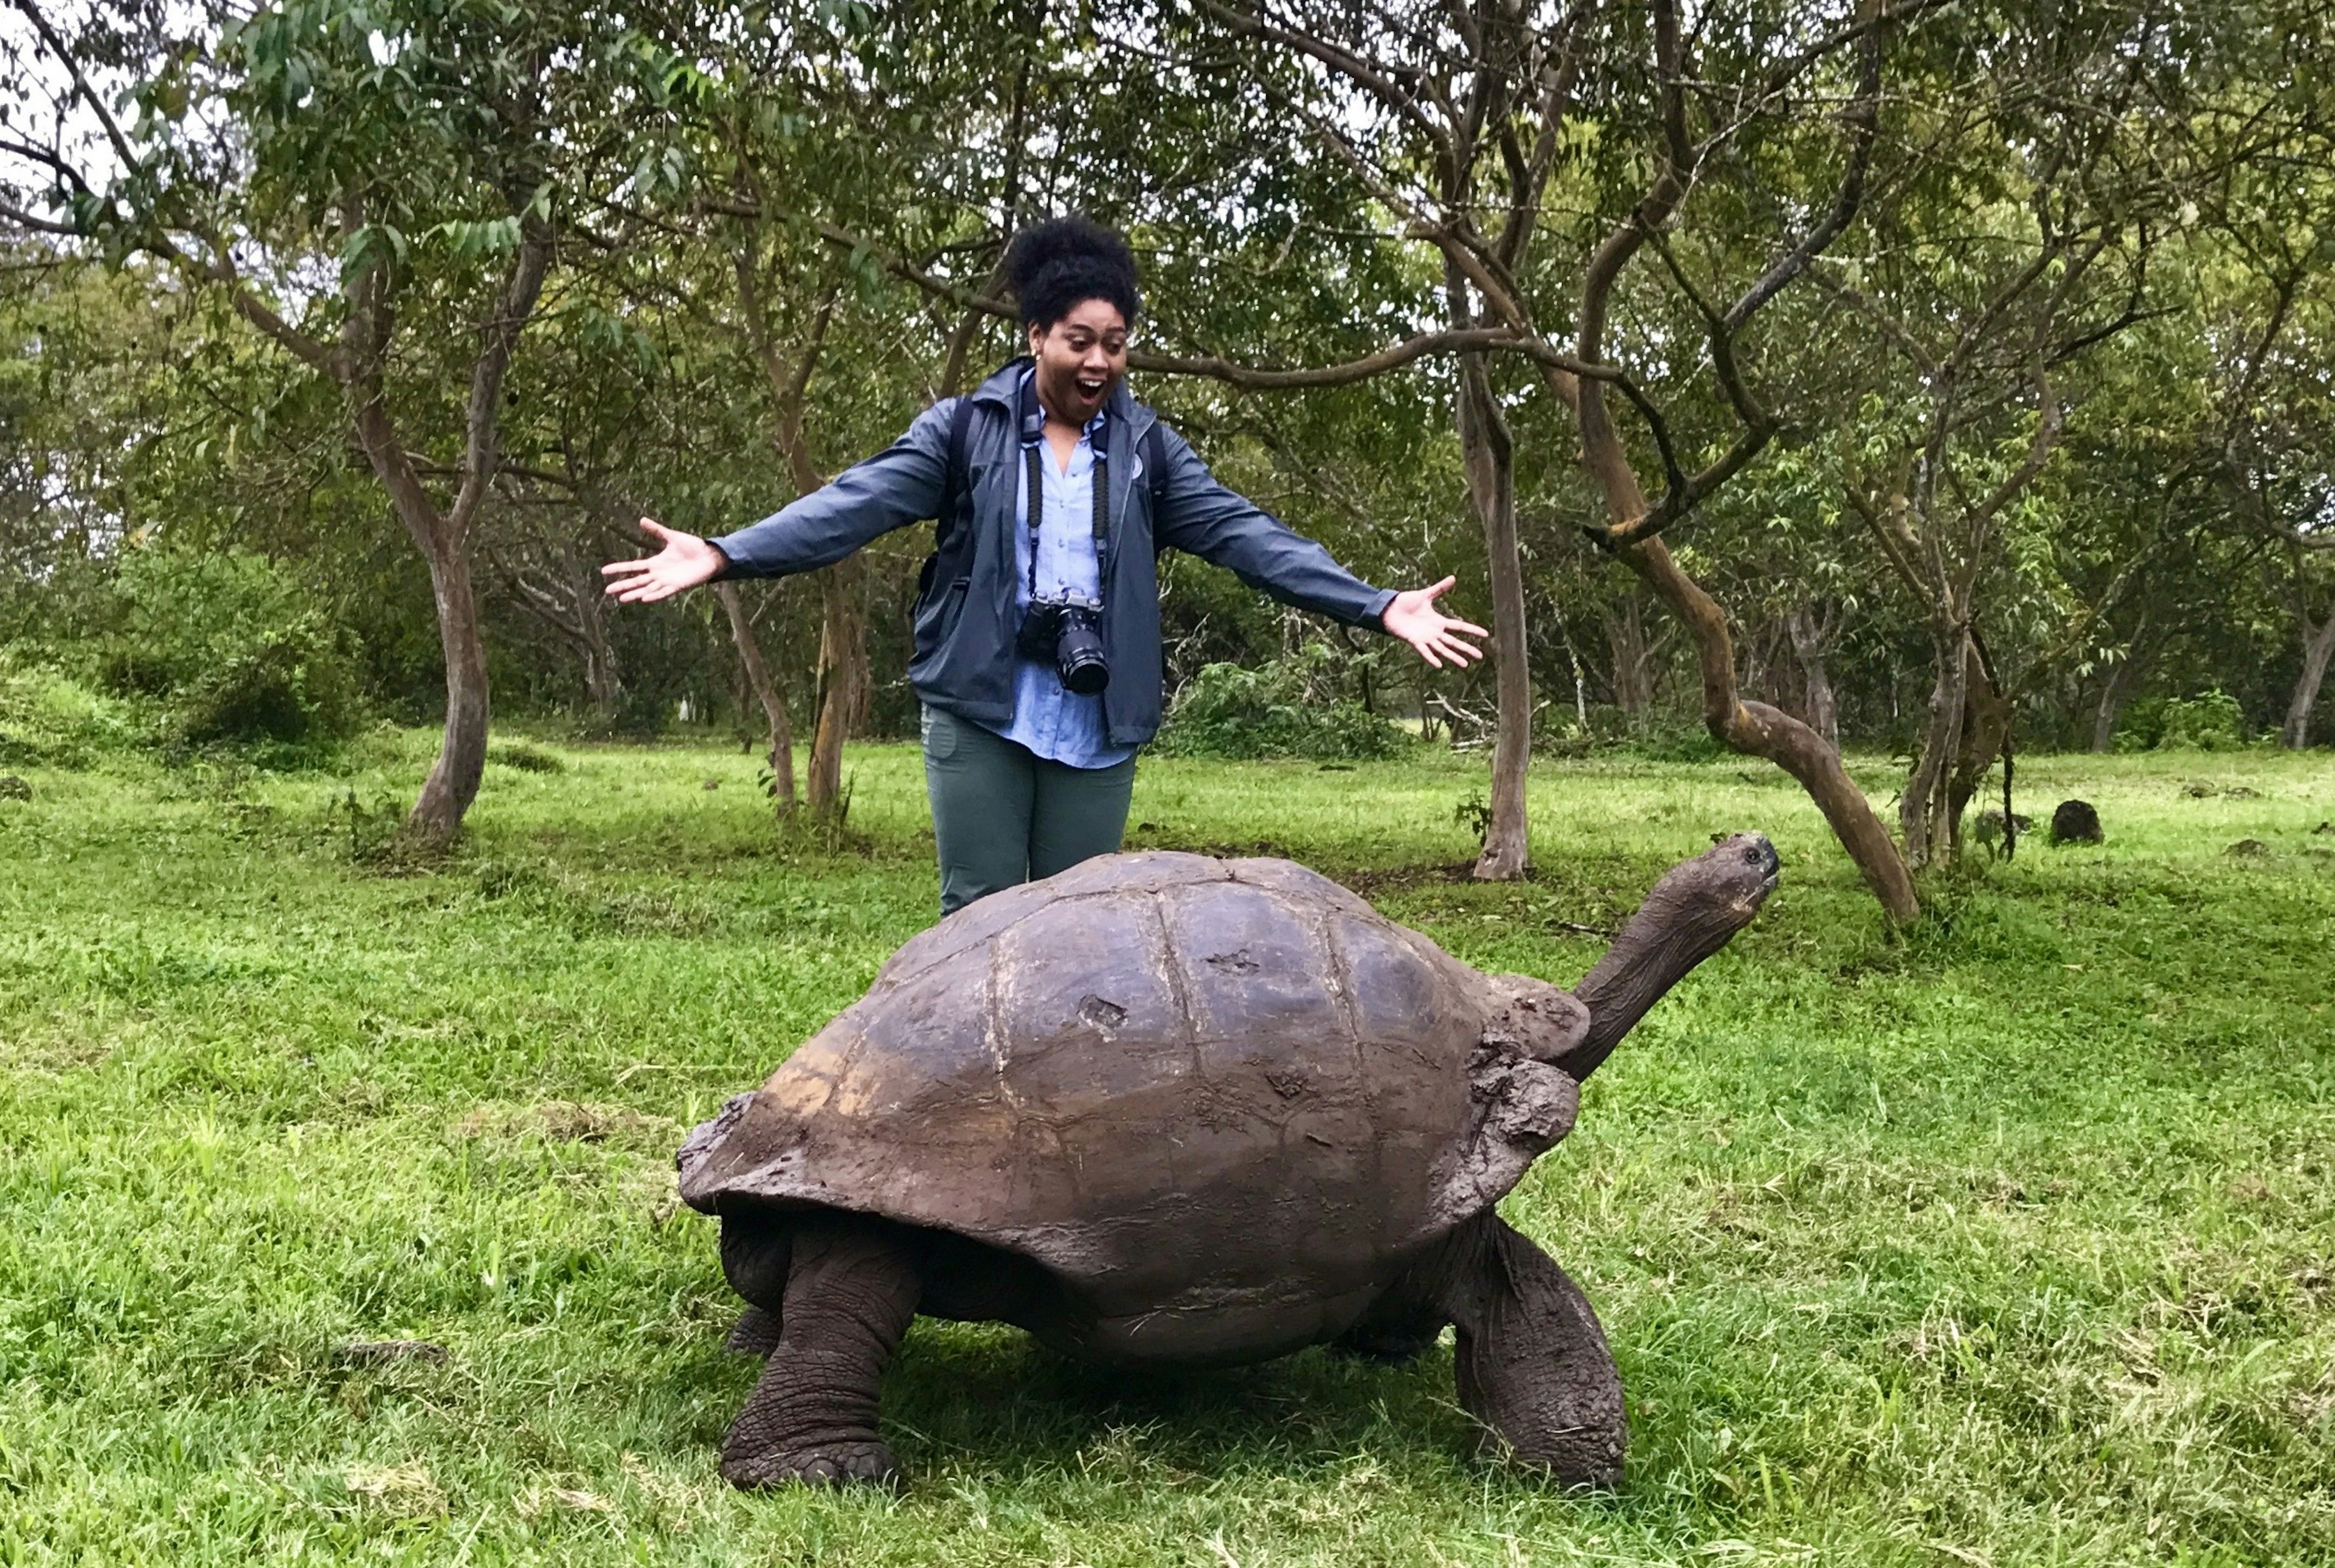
[1549, 831, 1780, 1082]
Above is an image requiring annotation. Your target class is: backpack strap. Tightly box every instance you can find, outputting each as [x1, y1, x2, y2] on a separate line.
[1143, 421, 1169, 516]
[918, 396, 981, 606]
[939, 394, 978, 545]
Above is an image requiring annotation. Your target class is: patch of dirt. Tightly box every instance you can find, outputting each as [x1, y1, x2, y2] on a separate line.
[339, 1339, 448, 1366]
[455, 1100, 675, 1144]
[1337, 861, 1490, 897]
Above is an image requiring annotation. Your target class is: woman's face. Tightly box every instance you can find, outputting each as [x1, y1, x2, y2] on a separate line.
[1027, 298, 1129, 426]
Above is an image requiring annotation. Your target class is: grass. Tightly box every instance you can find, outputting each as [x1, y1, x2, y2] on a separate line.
[1, 731, 2330, 1566]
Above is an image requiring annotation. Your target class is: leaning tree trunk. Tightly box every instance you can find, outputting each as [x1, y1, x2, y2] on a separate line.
[407, 529, 491, 852]
[1620, 537, 1920, 924]
[806, 557, 868, 820]
[2283, 601, 2335, 749]
[573, 560, 624, 722]
[718, 580, 795, 813]
[1459, 357, 1530, 881]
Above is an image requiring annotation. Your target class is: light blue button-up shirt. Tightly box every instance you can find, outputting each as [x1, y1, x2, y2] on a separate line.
[984, 375, 1136, 769]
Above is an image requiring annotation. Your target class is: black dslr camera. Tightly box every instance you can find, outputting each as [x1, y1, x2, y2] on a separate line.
[1017, 593, 1109, 695]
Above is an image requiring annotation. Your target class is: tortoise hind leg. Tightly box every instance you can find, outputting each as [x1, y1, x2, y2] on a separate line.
[724, 1306, 784, 1356]
[1438, 1215, 1625, 1485]
[720, 1212, 921, 1488]
[718, 1209, 791, 1355]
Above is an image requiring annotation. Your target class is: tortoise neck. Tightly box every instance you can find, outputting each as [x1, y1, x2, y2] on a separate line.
[1561, 887, 1738, 1080]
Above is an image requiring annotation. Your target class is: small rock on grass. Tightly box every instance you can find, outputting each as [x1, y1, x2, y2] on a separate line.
[0, 775, 30, 801]
[2226, 838, 2271, 858]
[2050, 799, 2103, 844]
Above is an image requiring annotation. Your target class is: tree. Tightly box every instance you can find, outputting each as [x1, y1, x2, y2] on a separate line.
[1, 0, 679, 846]
[1822, 40, 2165, 863]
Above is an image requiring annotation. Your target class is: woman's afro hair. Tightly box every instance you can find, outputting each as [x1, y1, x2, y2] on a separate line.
[1003, 215, 1141, 330]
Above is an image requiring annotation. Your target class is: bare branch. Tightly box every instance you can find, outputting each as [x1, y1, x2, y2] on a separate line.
[2, 0, 139, 176]
[446, 218, 554, 536]
[1724, 1, 1884, 332]
[1192, 0, 1450, 154]
[1139, 327, 1534, 389]
[0, 198, 77, 235]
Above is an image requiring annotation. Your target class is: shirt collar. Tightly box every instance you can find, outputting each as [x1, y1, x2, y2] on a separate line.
[1017, 367, 1108, 451]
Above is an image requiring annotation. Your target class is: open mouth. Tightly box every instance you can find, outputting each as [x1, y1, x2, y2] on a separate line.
[1074, 376, 1107, 402]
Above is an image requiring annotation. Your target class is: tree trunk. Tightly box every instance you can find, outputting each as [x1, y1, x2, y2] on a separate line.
[1900, 625, 1970, 870]
[1619, 538, 1920, 924]
[505, 556, 624, 724]
[718, 580, 795, 813]
[406, 531, 491, 852]
[2091, 632, 2148, 752]
[1785, 605, 1839, 749]
[1459, 357, 1530, 881]
[573, 561, 623, 722]
[1946, 640, 2010, 858]
[806, 556, 867, 820]
[1603, 593, 1656, 722]
[2283, 602, 2335, 748]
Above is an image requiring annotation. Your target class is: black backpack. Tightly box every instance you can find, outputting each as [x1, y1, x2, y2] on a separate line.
[922, 395, 1171, 604]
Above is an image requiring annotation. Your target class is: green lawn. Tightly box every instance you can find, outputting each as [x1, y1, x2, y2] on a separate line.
[2, 734, 2330, 1566]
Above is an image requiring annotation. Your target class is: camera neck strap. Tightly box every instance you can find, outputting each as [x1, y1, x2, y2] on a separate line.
[1022, 430, 1112, 601]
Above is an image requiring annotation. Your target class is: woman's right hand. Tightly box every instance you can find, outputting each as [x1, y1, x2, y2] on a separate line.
[602, 517, 727, 603]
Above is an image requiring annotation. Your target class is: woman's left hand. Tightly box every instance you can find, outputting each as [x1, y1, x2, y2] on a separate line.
[1381, 577, 1487, 669]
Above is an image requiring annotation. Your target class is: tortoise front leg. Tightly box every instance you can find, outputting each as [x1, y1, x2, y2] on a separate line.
[720, 1213, 921, 1488]
[1436, 1215, 1626, 1485]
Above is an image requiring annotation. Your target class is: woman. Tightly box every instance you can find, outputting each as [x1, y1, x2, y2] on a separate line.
[606, 217, 1483, 913]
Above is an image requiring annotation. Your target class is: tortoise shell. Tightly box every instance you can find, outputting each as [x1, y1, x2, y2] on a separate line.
[678, 851, 1585, 1363]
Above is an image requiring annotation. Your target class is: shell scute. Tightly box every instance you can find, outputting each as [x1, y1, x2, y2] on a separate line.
[1161, 880, 1349, 1045]
[989, 888, 1191, 1110]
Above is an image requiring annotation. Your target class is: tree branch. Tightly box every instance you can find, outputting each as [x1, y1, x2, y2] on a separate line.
[446, 217, 554, 536]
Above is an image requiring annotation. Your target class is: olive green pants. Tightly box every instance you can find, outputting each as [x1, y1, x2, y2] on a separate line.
[921, 705, 1136, 916]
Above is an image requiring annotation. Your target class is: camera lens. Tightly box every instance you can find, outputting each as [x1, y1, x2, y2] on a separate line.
[1057, 613, 1109, 695]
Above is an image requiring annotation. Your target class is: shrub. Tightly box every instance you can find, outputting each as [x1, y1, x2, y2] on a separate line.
[102, 544, 362, 755]
[2156, 689, 2248, 751]
[0, 658, 137, 768]
[2117, 689, 2249, 753]
[487, 741, 564, 773]
[1616, 718, 1726, 762]
[1154, 654, 1406, 761]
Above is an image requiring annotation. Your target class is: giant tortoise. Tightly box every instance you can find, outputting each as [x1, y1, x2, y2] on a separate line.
[678, 835, 1779, 1487]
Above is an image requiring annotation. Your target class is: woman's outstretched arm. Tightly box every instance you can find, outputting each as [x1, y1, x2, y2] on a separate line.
[1148, 424, 1484, 668]
[604, 399, 956, 603]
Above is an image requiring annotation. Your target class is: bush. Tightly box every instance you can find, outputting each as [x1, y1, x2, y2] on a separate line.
[487, 741, 564, 773]
[1154, 654, 1406, 761]
[1614, 717, 1726, 762]
[102, 545, 362, 755]
[0, 658, 137, 768]
[2117, 689, 2249, 753]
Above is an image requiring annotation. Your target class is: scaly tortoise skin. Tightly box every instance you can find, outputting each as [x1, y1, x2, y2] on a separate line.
[679, 837, 1780, 1489]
